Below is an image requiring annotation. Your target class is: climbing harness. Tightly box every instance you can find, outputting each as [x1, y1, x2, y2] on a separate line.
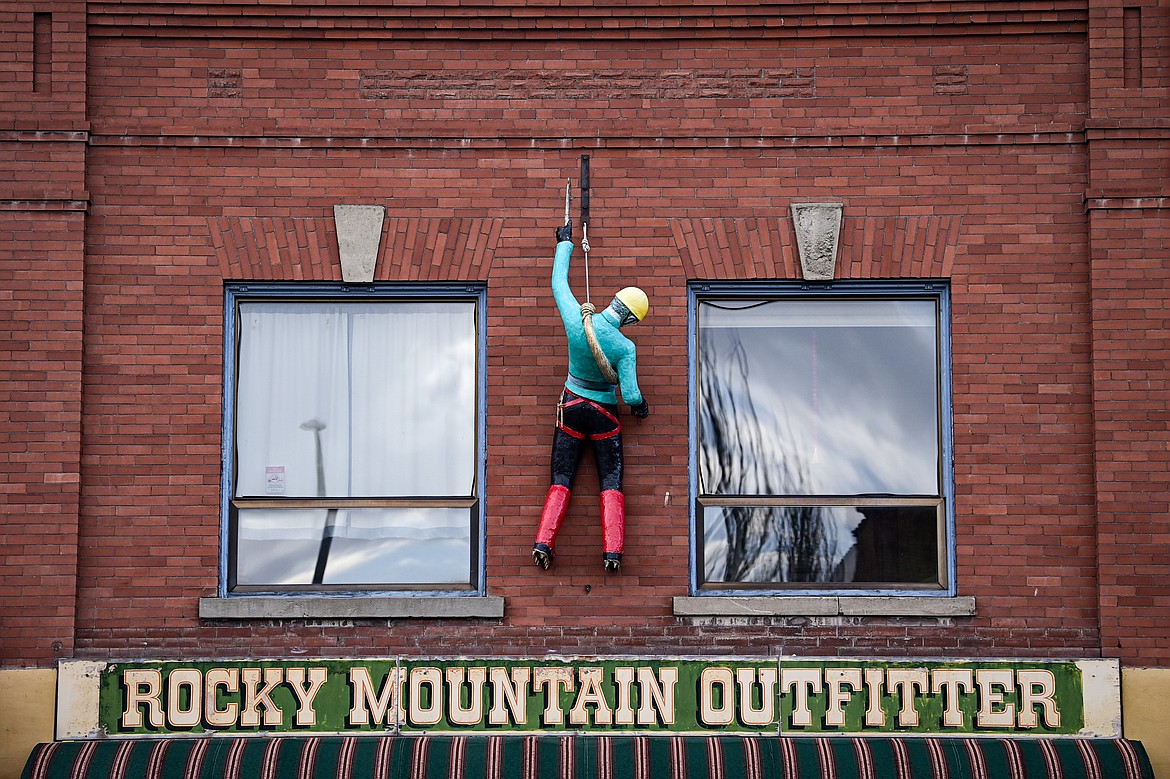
[556, 390, 622, 441]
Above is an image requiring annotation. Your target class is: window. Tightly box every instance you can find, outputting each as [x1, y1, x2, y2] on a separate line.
[691, 281, 953, 594]
[221, 283, 485, 594]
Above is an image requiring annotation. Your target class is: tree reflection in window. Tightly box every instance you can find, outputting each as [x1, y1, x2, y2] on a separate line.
[699, 330, 837, 583]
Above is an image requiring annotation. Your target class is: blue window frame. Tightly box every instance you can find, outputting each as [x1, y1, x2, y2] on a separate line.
[689, 280, 954, 595]
[220, 282, 487, 595]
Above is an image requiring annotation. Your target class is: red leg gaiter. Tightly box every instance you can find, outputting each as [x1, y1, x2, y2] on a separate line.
[535, 484, 571, 550]
[600, 489, 625, 555]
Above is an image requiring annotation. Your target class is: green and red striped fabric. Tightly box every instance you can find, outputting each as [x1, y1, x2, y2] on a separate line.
[20, 736, 1155, 779]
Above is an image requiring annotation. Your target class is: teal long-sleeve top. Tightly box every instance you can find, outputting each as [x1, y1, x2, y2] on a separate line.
[552, 240, 643, 407]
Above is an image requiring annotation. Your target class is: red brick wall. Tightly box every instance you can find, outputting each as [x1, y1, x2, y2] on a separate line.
[0, 1, 87, 667]
[0, 210, 85, 664]
[1086, 0, 1170, 666]
[2, 1, 1168, 668]
[72, 137, 1101, 658]
[1090, 208, 1170, 665]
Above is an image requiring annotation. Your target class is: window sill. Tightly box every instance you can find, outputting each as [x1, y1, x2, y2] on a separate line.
[672, 595, 975, 618]
[199, 595, 505, 620]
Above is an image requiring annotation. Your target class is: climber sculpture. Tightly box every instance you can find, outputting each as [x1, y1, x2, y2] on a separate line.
[531, 213, 650, 573]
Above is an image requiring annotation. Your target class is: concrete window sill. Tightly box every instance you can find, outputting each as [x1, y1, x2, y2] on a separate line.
[199, 595, 505, 620]
[673, 595, 976, 618]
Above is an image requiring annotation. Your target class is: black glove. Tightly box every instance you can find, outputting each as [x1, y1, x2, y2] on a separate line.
[556, 221, 572, 243]
[631, 400, 649, 419]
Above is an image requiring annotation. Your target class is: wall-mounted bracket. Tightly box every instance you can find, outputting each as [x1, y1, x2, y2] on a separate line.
[580, 155, 591, 227]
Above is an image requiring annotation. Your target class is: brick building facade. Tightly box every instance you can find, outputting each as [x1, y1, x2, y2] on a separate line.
[2, 1, 1168, 777]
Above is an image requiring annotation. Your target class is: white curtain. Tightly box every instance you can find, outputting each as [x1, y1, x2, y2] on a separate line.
[349, 304, 476, 496]
[234, 301, 476, 499]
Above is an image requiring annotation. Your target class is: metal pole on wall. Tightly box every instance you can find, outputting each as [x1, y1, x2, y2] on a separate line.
[581, 155, 591, 302]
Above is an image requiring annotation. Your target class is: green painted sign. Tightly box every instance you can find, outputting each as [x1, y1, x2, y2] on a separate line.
[66, 657, 1110, 738]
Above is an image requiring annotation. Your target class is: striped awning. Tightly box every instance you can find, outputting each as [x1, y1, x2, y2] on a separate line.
[21, 736, 1154, 779]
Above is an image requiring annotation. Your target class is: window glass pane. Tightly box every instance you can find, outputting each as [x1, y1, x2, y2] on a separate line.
[235, 507, 473, 588]
[698, 298, 940, 497]
[235, 301, 476, 499]
[227, 289, 482, 595]
[234, 508, 327, 585]
[323, 507, 472, 585]
[700, 504, 940, 586]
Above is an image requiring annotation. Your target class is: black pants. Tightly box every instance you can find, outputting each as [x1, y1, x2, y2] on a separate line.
[551, 390, 623, 493]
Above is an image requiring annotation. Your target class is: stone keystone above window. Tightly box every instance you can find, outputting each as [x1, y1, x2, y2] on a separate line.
[791, 202, 843, 281]
[334, 204, 385, 284]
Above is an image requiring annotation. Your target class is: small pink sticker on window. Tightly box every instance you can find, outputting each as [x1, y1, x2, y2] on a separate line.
[264, 466, 286, 495]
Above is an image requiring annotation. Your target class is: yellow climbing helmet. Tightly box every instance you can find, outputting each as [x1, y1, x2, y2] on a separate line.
[613, 287, 649, 326]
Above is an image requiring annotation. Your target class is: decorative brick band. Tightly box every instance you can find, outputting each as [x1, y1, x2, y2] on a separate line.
[207, 215, 505, 282]
[207, 216, 337, 281]
[671, 217, 799, 280]
[836, 214, 963, 279]
[672, 214, 962, 280]
[378, 217, 505, 282]
[359, 68, 815, 101]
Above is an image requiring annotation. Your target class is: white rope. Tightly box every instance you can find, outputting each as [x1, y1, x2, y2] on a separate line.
[581, 302, 618, 384]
